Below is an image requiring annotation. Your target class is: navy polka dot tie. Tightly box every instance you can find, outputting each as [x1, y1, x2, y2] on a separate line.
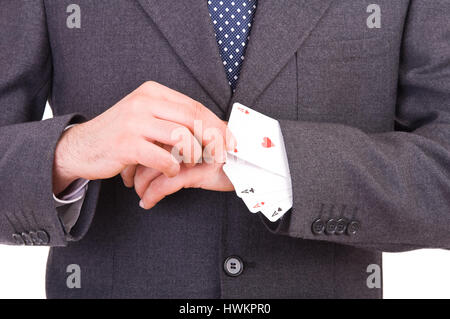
[208, 0, 258, 91]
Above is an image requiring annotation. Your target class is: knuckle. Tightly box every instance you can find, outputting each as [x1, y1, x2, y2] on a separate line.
[140, 81, 158, 93]
[160, 157, 174, 172]
[163, 159, 179, 176]
[125, 95, 153, 126]
[133, 92, 147, 105]
[128, 94, 146, 114]
[121, 169, 132, 181]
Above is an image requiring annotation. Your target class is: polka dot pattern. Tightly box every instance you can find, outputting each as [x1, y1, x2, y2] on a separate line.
[208, 0, 258, 91]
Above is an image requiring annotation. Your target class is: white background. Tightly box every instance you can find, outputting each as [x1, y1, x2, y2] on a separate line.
[1, 246, 449, 298]
[0, 105, 449, 299]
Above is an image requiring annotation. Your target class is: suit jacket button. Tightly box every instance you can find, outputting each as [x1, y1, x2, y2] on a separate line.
[347, 221, 361, 236]
[37, 230, 50, 245]
[335, 218, 348, 235]
[29, 231, 40, 245]
[12, 233, 25, 245]
[224, 256, 244, 277]
[312, 219, 325, 235]
[21, 232, 33, 245]
[325, 219, 337, 235]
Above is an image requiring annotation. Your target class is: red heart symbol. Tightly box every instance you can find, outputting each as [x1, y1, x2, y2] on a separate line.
[262, 137, 275, 148]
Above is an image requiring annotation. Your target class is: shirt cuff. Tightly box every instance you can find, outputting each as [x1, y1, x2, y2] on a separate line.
[53, 178, 89, 205]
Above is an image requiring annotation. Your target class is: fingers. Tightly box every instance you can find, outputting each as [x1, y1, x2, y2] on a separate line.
[134, 140, 180, 177]
[159, 143, 196, 168]
[134, 165, 161, 198]
[139, 163, 234, 210]
[120, 165, 137, 188]
[143, 118, 203, 165]
[139, 166, 196, 210]
[148, 100, 233, 151]
[135, 82, 235, 155]
[137, 81, 197, 107]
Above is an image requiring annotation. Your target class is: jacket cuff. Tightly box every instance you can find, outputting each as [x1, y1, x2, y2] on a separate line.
[0, 114, 85, 246]
[262, 119, 366, 246]
[65, 179, 101, 242]
[260, 119, 348, 240]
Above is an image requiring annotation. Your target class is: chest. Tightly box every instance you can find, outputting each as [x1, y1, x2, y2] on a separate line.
[44, 0, 409, 133]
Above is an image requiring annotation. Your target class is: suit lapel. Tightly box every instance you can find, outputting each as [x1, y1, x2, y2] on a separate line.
[232, 0, 335, 109]
[136, 0, 231, 112]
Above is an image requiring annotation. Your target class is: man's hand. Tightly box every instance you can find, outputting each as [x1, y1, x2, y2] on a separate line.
[133, 162, 234, 210]
[52, 81, 232, 195]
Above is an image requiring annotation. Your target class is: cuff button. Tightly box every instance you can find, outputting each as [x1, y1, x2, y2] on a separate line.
[325, 219, 337, 235]
[21, 232, 33, 246]
[12, 233, 25, 245]
[347, 221, 361, 236]
[37, 230, 50, 245]
[335, 218, 348, 235]
[312, 218, 325, 235]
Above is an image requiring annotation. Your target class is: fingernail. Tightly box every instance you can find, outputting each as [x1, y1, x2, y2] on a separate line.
[139, 200, 145, 209]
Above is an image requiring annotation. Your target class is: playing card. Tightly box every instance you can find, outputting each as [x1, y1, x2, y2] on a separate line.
[223, 154, 292, 220]
[259, 197, 293, 222]
[227, 103, 290, 178]
[223, 155, 291, 199]
[241, 189, 292, 213]
[223, 103, 293, 222]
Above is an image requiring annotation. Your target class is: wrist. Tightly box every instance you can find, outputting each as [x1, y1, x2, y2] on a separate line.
[53, 125, 82, 195]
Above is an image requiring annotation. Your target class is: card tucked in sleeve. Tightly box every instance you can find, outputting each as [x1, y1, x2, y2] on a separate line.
[224, 103, 293, 222]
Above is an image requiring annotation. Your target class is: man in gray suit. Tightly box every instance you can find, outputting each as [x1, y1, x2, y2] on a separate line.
[0, 0, 449, 298]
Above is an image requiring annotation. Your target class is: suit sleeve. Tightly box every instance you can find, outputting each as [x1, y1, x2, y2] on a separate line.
[0, 1, 100, 247]
[265, 0, 450, 251]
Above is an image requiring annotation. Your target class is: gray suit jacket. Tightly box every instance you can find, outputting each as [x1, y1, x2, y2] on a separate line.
[1, 0, 449, 298]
